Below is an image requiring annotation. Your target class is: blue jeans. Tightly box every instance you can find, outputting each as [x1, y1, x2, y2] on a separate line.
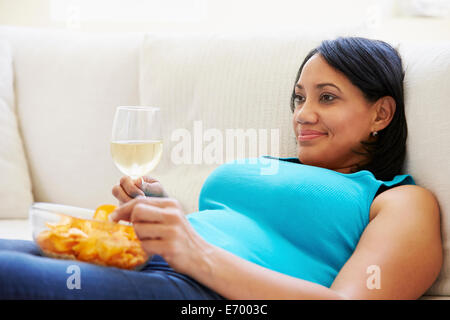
[0, 238, 224, 300]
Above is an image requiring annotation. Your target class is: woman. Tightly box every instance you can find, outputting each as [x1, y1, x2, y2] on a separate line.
[0, 37, 442, 300]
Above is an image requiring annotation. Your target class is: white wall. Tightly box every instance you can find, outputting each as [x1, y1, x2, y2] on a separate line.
[0, 0, 449, 42]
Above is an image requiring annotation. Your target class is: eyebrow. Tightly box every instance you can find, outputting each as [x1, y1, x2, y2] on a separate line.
[295, 83, 342, 93]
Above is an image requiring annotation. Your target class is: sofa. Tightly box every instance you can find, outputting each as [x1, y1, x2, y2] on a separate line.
[0, 26, 449, 300]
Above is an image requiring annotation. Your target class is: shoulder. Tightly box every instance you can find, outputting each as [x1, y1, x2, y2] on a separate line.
[331, 185, 443, 299]
[370, 184, 440, 222]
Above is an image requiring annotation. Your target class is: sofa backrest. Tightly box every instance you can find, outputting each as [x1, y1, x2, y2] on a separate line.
[0, 26, 143, 212]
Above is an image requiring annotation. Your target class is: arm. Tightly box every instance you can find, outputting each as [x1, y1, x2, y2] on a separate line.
[110, 184, 442, 300]
[189, 240, 346, 299]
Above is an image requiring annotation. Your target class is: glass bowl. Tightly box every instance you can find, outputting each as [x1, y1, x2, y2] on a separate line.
[30, 202, 150, 270]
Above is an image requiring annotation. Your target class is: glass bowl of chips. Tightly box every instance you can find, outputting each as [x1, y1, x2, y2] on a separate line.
[30, 202, 150, 270]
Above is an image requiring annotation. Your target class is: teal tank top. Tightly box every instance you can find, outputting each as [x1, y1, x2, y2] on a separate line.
[187, 156, 416, 288]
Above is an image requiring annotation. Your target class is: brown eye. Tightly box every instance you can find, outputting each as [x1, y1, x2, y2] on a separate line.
[320, 94, 336, 102]
[293, 95, 305, 106]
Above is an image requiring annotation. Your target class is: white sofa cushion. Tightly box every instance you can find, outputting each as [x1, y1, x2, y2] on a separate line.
[0, 27, 143, 212]
[0, 219, 31, 240]
[0, 38, 33, 219]
[399, 41, 450, 296]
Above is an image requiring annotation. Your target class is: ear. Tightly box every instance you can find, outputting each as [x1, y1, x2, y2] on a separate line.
[372, 96, 396, 132]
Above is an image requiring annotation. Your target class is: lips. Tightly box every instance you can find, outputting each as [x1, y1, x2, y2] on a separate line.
[299, 130, 327, 136]
[297, 129, 327, 142]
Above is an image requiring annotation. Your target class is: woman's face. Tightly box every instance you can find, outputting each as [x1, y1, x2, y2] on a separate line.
[292, 53, 377, 173]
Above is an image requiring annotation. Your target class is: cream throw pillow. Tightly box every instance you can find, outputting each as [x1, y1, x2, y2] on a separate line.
[0, 39, 33, 218]
[399, 41, 450, 296]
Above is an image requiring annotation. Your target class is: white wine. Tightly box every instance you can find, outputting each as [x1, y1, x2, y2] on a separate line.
[111, 140, 163, 178]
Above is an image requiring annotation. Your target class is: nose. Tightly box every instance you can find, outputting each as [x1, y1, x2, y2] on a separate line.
[294, 100, 319, 125]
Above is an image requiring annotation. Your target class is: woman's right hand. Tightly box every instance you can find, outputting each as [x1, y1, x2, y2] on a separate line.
[112, 176, 168, 205]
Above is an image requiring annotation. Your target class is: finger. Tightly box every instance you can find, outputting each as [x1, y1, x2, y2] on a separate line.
[109, 196, 143, 222]
[133, 223, 176, 240]
[139, 196, 180, 209]
[138, 176, 166, 197]
[130, 203, 167, 224]
[112, 184, 133, 204]
[120, 176, 145, 198]
[110, 197, 178, 222]
[142, 176, 160, 184]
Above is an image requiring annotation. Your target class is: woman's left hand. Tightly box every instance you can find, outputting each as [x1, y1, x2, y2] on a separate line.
[109, 196, 211, 275]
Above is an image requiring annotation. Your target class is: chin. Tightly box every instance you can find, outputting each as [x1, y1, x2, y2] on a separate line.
[297, 150, 325, 167]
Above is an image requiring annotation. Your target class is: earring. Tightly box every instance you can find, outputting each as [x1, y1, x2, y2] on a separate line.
[372, 131, 378, 137]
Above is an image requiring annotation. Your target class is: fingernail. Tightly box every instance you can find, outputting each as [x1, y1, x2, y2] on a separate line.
[109, 211, 117, 222]
[134, 177, 144, 187]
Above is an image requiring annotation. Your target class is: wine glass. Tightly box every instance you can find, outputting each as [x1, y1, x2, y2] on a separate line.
[110, 106, 163, 181]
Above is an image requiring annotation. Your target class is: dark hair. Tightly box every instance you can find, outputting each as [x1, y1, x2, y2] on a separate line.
[290, 37, 407, 181]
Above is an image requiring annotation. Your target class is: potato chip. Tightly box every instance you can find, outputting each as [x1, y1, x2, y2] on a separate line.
[93, 204, 117, 221]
